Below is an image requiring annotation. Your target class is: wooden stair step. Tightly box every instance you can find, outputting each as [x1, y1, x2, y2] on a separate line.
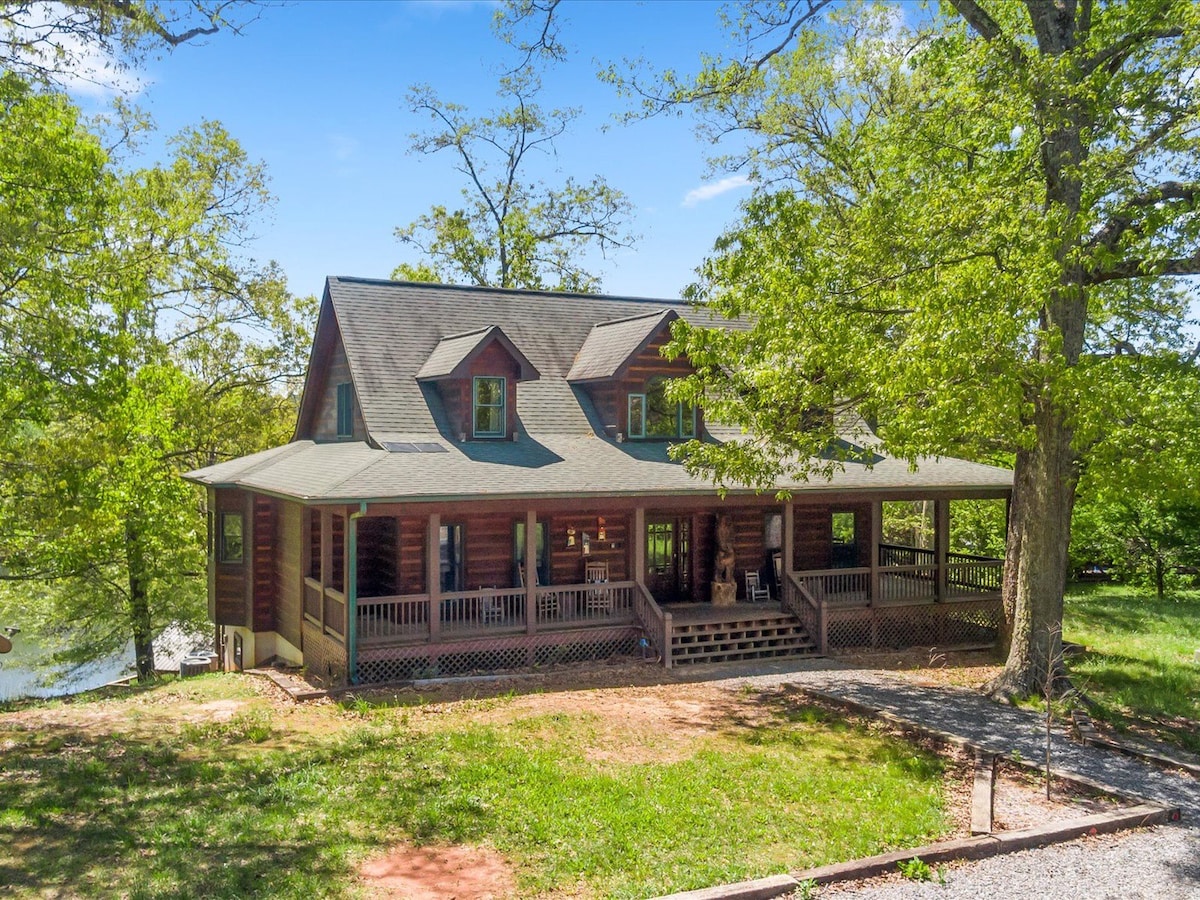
[672, 636, 816, 657]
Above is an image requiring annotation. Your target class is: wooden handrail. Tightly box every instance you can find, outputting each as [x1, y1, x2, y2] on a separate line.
[633, 581, 672, 669]
[785, 572, 826, 654]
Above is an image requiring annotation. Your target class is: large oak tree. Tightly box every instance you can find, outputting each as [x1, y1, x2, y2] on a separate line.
[616, 0, 1200, 697]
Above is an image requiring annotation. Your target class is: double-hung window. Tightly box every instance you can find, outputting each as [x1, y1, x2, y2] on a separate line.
[473, 376, 506, 438]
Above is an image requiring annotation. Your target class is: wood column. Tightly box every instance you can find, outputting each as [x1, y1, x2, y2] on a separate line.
[320, 508, 332, 631]
[524, 509, 538, 634]
[427, 513, 441, 642]
[633, 506, 646, 584]
[783, 502, 794, 581]
[935, 498, 950, 601]
[869, 499, 882, 605]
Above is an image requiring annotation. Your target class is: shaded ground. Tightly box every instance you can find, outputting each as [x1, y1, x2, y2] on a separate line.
[1, 657, 1121, 900]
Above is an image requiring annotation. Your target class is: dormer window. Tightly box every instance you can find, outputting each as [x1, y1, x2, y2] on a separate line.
[473, 376, 506, 438]
[628, 377, 696, 439]
[336, 382, 354, 438]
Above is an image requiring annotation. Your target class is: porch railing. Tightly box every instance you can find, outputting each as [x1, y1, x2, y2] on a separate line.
[357, 594, 430, 643]
[879, 565, 938, 603]
[357, 581, 637, 647]
[947, 553, 1004, 594]
[440, 587, 528, 635]
[783, 573, 826, 654]
[304, 576, 346, 641]
[535, 580, 636, 628]
[795, 549, 1002, 607]
[879, 543, 936, 567]
[632, 581, 672, 668]
[794, 567, 870, 606]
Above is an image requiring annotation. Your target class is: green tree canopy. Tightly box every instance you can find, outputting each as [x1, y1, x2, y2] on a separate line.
[617, 0, 1200, 696]
[393, 68, 635, 292]
[0, 75, 310, 680]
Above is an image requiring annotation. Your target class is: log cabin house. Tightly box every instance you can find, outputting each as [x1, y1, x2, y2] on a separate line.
[184, 278, 1012, 687]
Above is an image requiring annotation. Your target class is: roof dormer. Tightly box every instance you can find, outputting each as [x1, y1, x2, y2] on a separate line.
[417, 325, 539, 441]
[567, 309, 679, 383]
[567, 309, 701, 441]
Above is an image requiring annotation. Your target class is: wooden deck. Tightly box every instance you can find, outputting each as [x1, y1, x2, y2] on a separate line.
[662, 601, 785, 626]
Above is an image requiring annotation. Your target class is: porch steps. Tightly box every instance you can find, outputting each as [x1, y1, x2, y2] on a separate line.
[669, 610, 817, 666]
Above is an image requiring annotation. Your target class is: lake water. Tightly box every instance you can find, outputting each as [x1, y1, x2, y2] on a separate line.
[0, 638, 135, 701]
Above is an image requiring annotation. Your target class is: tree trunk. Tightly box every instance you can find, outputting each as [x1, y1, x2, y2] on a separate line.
[986, 395, 1077, 700]
[1155, 556, 1165, 601]
[126, 519, 156, 682]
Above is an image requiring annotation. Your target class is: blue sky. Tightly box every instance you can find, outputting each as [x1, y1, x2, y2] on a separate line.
[84, 1, 761, 301]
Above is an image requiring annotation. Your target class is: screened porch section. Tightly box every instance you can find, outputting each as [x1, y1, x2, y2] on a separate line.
[781, 496, 1006, 655]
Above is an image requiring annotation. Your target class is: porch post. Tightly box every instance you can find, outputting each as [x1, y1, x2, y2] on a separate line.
[935, 498, 950, 601]
[320, 508, 332, 631]
[633, 506, 646, 584]
[783, 501, 794, 580]
[427, 513, 441, 642]
[869, 499, 882, 605]
[525, 508, 538, 634]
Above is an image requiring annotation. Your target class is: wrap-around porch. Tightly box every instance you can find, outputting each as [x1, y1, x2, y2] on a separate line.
[295, 495, 1005, 683]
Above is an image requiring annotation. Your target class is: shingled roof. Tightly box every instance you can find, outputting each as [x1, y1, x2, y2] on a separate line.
[416, 325, 539, 382]
[567, 309, 679, 382]
[185, 277, 1013, 503]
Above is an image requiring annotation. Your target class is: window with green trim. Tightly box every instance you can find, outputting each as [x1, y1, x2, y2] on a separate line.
[627, 377, 698, 439]
[628, 393, 646, 438]
[336, 382, 353, 438]
[473, 376, 506, 437]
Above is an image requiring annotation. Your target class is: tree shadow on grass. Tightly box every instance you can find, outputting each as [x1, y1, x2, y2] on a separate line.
[1067, 592, 1200, 641]
[0, 722, 481, 900]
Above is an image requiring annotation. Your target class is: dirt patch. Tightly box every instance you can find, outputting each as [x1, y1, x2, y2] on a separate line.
[358, 843, 517, 900]
[834, 647, 1005, 690]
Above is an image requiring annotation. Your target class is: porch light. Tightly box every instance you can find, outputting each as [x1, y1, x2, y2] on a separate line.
[597, 517, 606, 541]
[566, 525, 576, 547]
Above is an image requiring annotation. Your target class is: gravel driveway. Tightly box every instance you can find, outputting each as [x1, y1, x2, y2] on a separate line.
[688, 659, 1200, 899]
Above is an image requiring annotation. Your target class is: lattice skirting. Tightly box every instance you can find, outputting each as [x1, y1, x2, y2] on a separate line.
[302, 620, 349, 687]
[356, 626, 641, 684]
[826, 599, 1002, 651]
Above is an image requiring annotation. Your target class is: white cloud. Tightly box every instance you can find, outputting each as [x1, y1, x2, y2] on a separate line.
[682, 175, 752, 208]
[7, 2, 145, 98]
[329, 134, 360, 163]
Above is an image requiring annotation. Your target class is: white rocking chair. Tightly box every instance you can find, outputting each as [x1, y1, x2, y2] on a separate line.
[745, 570, 771, 603]
[585, 561, 612, 614]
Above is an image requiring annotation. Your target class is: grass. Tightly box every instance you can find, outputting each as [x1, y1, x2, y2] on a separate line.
[0, 675, 953, 899]
[1064, 583, 1200, 753]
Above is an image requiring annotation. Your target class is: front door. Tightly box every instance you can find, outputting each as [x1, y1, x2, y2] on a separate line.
[645, 516, 691, 603]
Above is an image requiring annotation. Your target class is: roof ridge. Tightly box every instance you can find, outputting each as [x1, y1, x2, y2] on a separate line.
[592, 308, 675, 328]
[437, 325, 497, 341]
[327, 275, 689, 306]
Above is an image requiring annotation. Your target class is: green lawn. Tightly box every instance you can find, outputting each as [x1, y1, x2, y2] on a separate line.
[1064, 583, 1200, 753]
[0, 677, 952, 899]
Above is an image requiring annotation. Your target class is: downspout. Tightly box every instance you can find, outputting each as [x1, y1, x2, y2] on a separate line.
[348, 501, 367, 684]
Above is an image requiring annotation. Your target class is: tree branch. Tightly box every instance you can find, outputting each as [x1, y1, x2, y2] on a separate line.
[1086, 180, 1199, 253]
[948, 0, 1005, 40]
[1085, 248, 1200, 285]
